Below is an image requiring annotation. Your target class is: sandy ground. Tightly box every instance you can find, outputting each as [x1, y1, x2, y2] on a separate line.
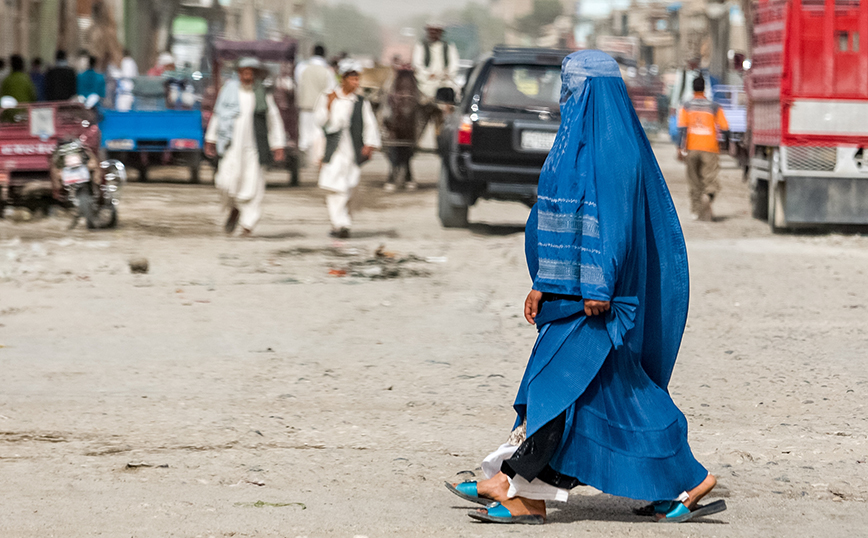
[1, 143, 867, 537]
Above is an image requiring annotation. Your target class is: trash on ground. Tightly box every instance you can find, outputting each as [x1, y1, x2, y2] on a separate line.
[342, 246, 431, 280]
[375, 244, 397, 258]
[234, 501, 306, 509]
[126, 462, 169, 469]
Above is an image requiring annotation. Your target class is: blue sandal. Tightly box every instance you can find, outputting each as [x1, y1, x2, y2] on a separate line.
[467, 503, 545, 525]
[657, 500, 727, 523]
[444, 481, 497, 507]
[633, 500, 679, 516]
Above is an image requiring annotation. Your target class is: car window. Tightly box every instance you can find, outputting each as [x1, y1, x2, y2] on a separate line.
[461, 62, 484, 104]
[479, 64, 561, 111]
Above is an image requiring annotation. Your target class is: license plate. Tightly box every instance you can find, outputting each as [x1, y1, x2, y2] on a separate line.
[106, 139, 135, 151]
[521, 130, 556, 151]
[64, 154, 83, 167]
[62, 166, 90, 185]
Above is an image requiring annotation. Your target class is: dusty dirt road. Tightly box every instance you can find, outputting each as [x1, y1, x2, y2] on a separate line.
[1, 144, 867, 537]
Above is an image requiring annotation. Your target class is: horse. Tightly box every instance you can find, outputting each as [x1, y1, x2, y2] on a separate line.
[381, 66, 421, 190]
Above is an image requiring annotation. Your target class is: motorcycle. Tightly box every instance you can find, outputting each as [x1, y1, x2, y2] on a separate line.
[50, 138, 126, 229]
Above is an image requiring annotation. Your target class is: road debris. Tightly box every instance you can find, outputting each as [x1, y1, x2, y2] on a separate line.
[125, 462, 169, 469]
[234, 501, 306, 509]
[129, 257, 149, 274]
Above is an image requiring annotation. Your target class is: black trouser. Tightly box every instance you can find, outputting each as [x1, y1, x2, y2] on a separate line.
[502, 411, 583, 490]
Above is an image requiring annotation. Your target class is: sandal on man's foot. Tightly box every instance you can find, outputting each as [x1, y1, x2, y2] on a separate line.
[657, 500, 727, 523]
[467, 503, 545, 525]
[444, 481, 497, 507]
[225, 209, 240, 234]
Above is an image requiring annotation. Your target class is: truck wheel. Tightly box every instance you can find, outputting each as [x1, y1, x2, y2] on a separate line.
[188, 153, 200, 184]
[438, 165, 469, 228]
[750, 179, 769, 221]
[768, 180, 786, 233]
[767, 150, 786, 233]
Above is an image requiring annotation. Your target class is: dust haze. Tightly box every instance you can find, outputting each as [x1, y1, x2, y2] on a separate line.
[322, 0, 475, 24]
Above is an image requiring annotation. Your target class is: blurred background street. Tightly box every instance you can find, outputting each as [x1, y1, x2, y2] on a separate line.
[2, 146, 867, 536]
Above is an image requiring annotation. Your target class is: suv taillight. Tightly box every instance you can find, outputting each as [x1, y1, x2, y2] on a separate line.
[457, 115, 473, 146]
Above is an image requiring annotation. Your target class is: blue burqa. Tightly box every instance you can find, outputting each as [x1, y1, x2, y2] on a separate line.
[515, 51, 707, 502]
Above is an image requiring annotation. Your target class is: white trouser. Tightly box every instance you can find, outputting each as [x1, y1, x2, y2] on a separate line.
[481, 443, 570, 502]
[298, 110, 317, 152]
[222, 187, 264, 232]
[326, 189, 354, 230]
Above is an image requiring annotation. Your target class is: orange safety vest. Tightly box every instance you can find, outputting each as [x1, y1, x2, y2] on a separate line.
[677, 93, 729, 154]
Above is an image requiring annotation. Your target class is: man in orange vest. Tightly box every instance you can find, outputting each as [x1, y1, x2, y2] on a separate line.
[677, 76, 729, 221]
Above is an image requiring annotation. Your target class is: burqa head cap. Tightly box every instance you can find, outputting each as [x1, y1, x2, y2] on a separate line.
[560, 50, 622, 104]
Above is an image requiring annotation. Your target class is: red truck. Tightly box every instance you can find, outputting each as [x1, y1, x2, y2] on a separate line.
[748, 0, 868, 231]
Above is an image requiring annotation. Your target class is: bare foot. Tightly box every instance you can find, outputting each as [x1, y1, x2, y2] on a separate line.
[475, 496, 546, 520]
[452, 472, 510, 503]
[473, 472, 510, 503]
[655, 473, 717, 520]
[685, 473, 717, 510]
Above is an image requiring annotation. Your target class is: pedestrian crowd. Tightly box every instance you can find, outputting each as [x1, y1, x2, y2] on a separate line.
[0, 49, 128, 104]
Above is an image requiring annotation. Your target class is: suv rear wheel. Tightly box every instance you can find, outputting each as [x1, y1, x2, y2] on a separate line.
[438, 164, 469, 228]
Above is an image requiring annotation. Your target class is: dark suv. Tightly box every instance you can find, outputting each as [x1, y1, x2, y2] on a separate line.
[437, 47, 570, 227]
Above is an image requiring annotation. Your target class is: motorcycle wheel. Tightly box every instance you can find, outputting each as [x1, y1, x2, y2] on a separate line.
[77, 188, 117, 230]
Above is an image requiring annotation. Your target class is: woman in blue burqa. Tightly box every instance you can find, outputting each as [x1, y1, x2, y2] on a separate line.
[446, 51, 726, 524]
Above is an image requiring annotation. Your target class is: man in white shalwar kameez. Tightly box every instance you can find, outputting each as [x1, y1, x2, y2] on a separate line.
[205, 58, 286, 235]
[296, 44, 335, 157]
[412, 22, 460, 137]
[314, 60, 380, 238]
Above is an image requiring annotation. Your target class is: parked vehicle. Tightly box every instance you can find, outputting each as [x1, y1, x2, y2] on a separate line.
[50, 137, 125, 229]
[625, 70, 666, 135]
[0, 99, 98, 216]
[748, 0, 868, 231]
[102, 74, 205, 183]
[204, 39, 300, 186]
[713, 84, 748, 170]
[437, 46, 570, 227]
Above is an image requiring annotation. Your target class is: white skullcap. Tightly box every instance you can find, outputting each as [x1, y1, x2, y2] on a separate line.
[338, 58, 362, 76]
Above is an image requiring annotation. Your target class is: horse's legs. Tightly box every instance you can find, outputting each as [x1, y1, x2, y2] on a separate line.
[404, 149, 414, 186]
[386, 147, 397, 184]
